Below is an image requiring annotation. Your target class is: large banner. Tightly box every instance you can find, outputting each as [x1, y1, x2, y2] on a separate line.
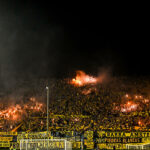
[97, 143, 126, 149]
[0, 132, 17, 148]
[0, 132, 17, 136]
[97, 131, 150, 138]
[17, 131, 52, 143]
[1, 143, 10, 147]
[96, 131, 150, 149]
[96, 131, 150, 144]
[0, 137, 13, 141]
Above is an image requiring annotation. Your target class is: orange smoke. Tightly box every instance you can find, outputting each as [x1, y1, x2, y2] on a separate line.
[71, 71, 98, 86]
[82, 87, 97, 95]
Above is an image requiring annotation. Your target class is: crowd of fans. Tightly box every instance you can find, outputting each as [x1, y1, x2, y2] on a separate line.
[1, 77, 150, 132]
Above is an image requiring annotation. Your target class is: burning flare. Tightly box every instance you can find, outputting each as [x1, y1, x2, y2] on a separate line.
[0, 97, 45, 130]
[71, 71, 98, 86]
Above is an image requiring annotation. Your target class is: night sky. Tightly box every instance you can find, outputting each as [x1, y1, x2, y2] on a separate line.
[0, 1, 149, 86]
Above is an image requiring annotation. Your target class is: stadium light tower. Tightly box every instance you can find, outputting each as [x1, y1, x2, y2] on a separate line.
[46, 86, 49, 139]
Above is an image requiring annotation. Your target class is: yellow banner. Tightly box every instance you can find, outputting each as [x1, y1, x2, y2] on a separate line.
[0, 132, 17, 135]
[98, 143, 126, 150]
[17, 131, 52, 143]
[0, 142, 10, 147]
[0, 141, 9, 143]
[0, 137, 13, 141]
[97, 131, 150, 138]
[22, 141, 65, 149]
[96, 137, 142, 144]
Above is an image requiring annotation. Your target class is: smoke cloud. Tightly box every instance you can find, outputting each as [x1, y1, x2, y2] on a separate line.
[0, 2, 64, 94]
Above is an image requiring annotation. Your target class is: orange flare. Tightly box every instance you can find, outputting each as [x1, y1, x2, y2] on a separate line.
[71, 70, 97, 86]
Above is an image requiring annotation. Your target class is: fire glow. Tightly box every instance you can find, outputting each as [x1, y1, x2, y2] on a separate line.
[0, 97, 44, 129]
[114, 94, 148, 113]
[121, 99, 138, 113]
[71, 71, 98, 86]
[82, 87, 97, 95]
[121, 103, 138, 112]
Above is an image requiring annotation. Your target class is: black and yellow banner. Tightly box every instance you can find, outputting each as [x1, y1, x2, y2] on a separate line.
[97, 131, 150, 138]
[0, 137, 13, 141]
[0, 142, 10, 147]
[96, 137, 142, 143]
[0, 132, 17, 136]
